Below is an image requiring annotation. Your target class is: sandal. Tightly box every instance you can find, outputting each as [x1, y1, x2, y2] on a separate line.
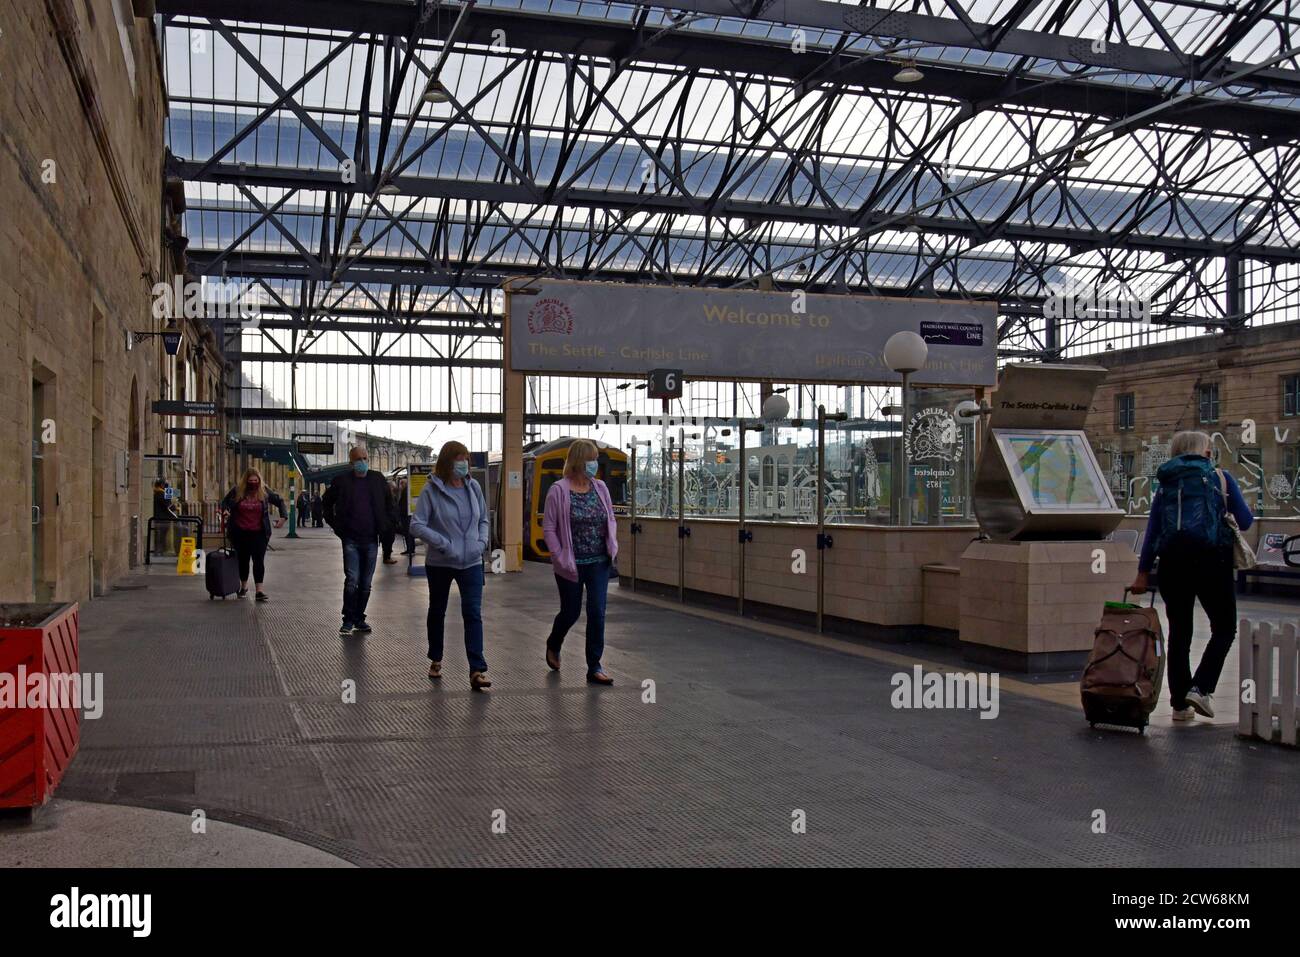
[470, 671, 492, 692]
[427, 661, 442, 681]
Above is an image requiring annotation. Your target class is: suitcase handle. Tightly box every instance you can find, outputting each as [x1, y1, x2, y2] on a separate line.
[1123, 588, 1156, 608]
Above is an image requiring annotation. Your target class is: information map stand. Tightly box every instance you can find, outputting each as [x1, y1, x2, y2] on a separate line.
[960, 364, 1134, 672]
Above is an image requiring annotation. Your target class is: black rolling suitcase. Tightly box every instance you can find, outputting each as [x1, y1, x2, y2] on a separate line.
[206, 524, 241, 599]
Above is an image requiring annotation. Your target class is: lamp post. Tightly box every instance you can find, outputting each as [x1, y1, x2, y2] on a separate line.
[883, 331, 929, 527]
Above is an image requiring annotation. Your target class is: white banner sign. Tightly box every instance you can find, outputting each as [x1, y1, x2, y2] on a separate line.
[509, 280, 997, 385]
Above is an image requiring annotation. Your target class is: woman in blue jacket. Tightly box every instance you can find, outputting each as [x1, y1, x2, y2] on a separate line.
[410, 440, 491, 691]
[1130, 430, 1253, 721]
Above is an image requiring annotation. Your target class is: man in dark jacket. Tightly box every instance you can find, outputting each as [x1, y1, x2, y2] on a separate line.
[310, 492, 324, 528]
[323, 446, 395, 635]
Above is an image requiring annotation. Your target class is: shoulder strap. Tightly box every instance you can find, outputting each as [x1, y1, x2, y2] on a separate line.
[1216, 468, 1228, 500]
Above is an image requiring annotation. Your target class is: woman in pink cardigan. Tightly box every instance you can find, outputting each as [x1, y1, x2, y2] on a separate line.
[542, 439, 618, 685]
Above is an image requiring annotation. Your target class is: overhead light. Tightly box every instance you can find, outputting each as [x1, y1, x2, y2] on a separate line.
[904, 217, 923, 233]
[378, 181, 400, 196]
[1068, 149, 1091, 170]
[635, 383, 648, 390]
[794, 263, 808, 276]
[893, 61, 924, 83]
[616, 383, 631, 390]
[421, 79, 451, 105]
[347, 231, 363, 253]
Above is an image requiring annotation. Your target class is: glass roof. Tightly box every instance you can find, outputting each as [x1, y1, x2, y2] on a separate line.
[161, 0, 1300, 358]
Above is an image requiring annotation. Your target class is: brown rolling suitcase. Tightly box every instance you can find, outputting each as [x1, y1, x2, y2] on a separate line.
[1080, 589, 1165, 734]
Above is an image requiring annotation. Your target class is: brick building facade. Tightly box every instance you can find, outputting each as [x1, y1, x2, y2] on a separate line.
[1, 1, 229, 602]
[1077, 321, 1300, 519]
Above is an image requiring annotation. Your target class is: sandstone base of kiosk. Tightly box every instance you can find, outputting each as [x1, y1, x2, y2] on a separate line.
[958, 541, 1139, 673]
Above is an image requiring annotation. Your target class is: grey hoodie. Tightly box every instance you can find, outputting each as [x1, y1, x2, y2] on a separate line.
[410, 475, 489, 569]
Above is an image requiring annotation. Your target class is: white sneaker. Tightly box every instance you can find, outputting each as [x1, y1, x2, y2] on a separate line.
[1171, 706, 1196, 721]
[1185, 688, 1215, 718]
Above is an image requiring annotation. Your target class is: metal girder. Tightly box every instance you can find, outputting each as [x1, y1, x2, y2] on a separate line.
[176, 160, 1300, 265]
[230, 407, 596, 424]
[189, 248, 1034, 303]
[157, 1, 1300, 138]
[230, 319, 501, 336]
[237, 352, 498, 367]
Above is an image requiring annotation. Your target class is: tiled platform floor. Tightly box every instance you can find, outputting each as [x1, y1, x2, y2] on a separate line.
[36, 530, 1300, 866]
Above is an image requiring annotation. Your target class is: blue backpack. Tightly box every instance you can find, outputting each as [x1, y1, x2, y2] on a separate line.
[1153, 455, 1226, 554]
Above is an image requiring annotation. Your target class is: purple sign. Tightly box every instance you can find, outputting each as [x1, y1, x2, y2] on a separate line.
[920, 321, 984, 346]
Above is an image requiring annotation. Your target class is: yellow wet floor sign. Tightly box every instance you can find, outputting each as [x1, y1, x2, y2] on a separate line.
[177, 536, 198, 575]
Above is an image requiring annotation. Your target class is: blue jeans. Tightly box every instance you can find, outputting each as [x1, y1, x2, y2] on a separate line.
[425, 564, 486, 672]
[341, 538, 378, 625]
[548, 558, 609, 674]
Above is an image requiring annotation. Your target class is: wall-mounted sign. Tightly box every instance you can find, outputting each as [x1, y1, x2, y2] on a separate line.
[295, 441, 334, 455]
[152, 400, 217, 416]
[162, 332, 183, 356]
[508, 279, 997, 386]
[167, 427, 222, 437]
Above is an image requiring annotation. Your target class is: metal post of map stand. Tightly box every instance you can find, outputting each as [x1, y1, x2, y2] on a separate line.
[626, 439, 651, 593]
[816, 406, 847, 632]
[677, 428, 700, 603]
[736, 418, 763, 617]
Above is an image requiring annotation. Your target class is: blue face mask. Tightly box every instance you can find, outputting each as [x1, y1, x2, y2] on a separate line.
[585, 460, 598, 478]
[353, 460, 368, 476]
[453, 460, 470, 478]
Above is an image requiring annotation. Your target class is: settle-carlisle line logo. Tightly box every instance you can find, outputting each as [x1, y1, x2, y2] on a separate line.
[527, 298, 574, 335]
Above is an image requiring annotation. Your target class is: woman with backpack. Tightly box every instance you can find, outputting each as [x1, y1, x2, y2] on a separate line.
[1129, 430, 1253, 721]
[220, 468, 288, 601]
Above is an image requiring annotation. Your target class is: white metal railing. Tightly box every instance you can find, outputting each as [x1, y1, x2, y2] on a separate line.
[1237, 619, 1300, 746]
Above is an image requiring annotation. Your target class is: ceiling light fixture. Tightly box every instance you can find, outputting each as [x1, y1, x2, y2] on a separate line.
[893, 61, 924, 83]
[421, 79, 451, 105]
[378, 181, 400, 196]
[1068, 149, 1091, 170]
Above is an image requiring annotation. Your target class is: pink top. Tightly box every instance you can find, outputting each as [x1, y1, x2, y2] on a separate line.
[542, 477, 619, 582]
[233, 496, 263, 532]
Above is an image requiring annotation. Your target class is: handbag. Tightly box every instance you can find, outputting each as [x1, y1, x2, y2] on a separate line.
[1217, 471, 1256, 570]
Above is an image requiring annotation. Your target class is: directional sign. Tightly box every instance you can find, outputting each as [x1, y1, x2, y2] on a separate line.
[647, 368, 683, 400]
[295, 440, 334, 455]
[167, 427, 222, 437]
[152, 400, 217, 416]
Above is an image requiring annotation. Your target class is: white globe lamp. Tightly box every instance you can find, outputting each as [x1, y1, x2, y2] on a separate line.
[760, 393, 790, 422]
[883, 330, 929, 374]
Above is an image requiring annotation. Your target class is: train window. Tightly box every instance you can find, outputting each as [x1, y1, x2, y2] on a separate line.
[541, 457, 565, 471]
[539, 473, 563, 512]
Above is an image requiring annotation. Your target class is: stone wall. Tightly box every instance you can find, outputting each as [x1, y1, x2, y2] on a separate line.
[0, 0, 168, 601]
